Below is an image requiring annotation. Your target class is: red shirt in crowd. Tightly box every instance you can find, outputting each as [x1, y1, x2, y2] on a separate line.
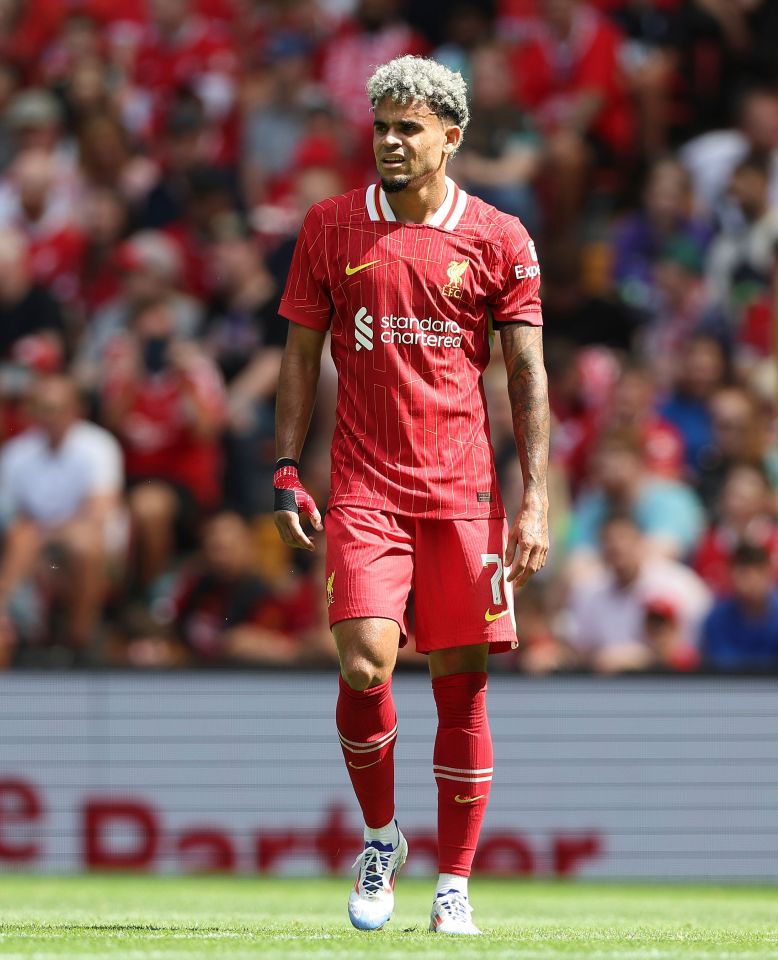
[132, 15, 239, 163]
[512, 4, 634, 156]
[102, 340, 226, 508]
[172, 567, 318, 662]
[693, 521, 778, 596]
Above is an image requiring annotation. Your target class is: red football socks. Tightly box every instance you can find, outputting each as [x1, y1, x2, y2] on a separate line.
[336, 674, 397, 829]
[432, 671, 493, 876]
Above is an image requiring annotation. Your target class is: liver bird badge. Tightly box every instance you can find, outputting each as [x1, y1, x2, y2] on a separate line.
[442, 259, 469, 299]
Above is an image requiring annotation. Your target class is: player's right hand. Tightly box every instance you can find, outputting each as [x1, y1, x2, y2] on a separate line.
[273, 461, 323, 551]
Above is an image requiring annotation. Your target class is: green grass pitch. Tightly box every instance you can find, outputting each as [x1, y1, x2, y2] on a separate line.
[1, 875, 777, 959]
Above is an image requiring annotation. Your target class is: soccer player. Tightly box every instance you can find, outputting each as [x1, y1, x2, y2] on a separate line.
[273, 56, 549, 935]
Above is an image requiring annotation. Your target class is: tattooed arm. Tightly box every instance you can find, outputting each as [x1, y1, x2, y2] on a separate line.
[500, 322, 550, 584]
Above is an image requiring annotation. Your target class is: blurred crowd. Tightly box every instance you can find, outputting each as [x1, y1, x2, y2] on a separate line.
[1, 0, 778, 673]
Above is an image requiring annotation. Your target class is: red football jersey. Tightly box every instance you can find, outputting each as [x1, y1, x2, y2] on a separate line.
[279, 178, 543, 519]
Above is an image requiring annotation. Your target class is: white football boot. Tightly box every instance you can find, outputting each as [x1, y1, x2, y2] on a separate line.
[347, 825, 408, 931]
[429, 888, 482, 935]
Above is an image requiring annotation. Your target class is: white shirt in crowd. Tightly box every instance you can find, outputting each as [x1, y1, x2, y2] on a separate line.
[567, 556, 712, 654]
[0, 421, 123, 528]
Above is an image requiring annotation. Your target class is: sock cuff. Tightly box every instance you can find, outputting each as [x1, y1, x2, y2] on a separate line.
[338, 673, 393, 701]
[431, 671, 488, 696]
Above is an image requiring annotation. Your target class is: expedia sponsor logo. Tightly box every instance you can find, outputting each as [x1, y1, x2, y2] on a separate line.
[515, 263, 540, 281]
[354, 306, 374, 351]
[380, 314, 463, 348]
[515, 240, 541, 281]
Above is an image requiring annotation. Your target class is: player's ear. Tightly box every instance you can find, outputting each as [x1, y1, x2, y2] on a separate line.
[442, 124, 462, 157]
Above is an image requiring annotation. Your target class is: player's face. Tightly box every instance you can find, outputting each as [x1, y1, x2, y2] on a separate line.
[372, 97, 460, 193]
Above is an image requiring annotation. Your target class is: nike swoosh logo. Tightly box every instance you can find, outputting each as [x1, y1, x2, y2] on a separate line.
[485, 609, 509, 622]
[345, 259, 381, 276]
[455, 794, 486, 804]
[349, 759, 381, 770]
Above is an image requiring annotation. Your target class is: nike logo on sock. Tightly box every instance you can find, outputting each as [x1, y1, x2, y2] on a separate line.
[454, 794, 486, 804]
[349, 759, 382, 770]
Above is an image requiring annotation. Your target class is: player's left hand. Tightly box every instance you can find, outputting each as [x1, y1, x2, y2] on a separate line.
[504, 494, 549, 586]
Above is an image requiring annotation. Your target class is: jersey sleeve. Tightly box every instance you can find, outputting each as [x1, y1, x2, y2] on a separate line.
[278, 205, 333, 331]
[488, 219, 543, 327]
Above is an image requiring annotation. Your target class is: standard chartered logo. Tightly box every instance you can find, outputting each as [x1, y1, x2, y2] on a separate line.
[354, 306, 374, 351]
[353, 305, 463, 351]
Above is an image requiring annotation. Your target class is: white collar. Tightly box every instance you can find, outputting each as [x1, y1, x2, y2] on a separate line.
[365, 176, 468, 230]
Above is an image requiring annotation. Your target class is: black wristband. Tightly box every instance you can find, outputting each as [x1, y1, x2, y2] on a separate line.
[274, 488, 299, 513]
[275, 457, 299, 470]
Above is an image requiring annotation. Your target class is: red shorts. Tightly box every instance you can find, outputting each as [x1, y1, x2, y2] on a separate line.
[324, 506, 517, 654]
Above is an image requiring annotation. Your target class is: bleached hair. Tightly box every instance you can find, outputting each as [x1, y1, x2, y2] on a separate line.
[366, 56, 469, 133]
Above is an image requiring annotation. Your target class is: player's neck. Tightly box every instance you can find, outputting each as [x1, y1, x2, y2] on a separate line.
[383, 172, 449, 225]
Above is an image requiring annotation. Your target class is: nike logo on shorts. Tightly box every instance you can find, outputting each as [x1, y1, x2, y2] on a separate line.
[345, 259, 381, 276]
[484, 608, 508, 622]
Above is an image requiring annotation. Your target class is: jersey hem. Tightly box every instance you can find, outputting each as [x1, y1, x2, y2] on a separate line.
[326, 498, 506, 520]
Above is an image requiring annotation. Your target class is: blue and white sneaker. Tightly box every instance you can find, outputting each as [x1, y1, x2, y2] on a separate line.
[347, 825, 408, 930]
[429, 889, 482, 935]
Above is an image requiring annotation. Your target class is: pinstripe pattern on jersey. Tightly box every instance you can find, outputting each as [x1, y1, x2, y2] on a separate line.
[278, 180, 543, 519]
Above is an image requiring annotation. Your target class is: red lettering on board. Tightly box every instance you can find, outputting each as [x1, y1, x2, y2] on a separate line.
[552, 833, 603, 876]
[0, 779, 42, 862]
[83, 799, 158, 869]
[177, 829, 237, 872]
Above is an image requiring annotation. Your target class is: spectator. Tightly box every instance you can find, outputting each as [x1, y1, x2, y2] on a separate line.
[74, 230, 202, 390]
[203, 220, 287, 515]
[0, 227, 64, 360]
[613, 157, 710, 320]
[701, 542, 778, 671]
[126, 511, 322, 667]
[241, 31, 321, 194]
[547, 340, 618, 491]
[138, 97, 209, 229]
[513, 0, 635, 227]
[705, 151, 778, 326]
[567, 511, 710, 673]
[658, 332, 728, 473]
[680, 87, 778, 219]
[567, 430, 706, 571]
[695, 385, 767, 510]
[433, 1, 494, 80]
[0, 149, 85, 304]
[603, 364, 684, 479]
[77, 112, 137, 191]
[694, 463, 778, 595]
[76, 186, 130, 316]
[99, 297, 225, 589]
[609, 0, 680, 157]
[0, 374, 124, 662]
[637, 236, 727, 376]
[130, 0, 240, 164]
[452, 43, 541, 229]
[163, 165, 239, 300]
[5, 87, 70, 159]
[320, 0, 426, 133]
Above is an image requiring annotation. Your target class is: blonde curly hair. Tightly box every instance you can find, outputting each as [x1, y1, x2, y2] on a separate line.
[366, 56, 470, 133]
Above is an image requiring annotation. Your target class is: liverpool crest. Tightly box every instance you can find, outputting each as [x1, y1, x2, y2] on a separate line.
[326, 570, 335, 606]
[442, 259, 469, 298]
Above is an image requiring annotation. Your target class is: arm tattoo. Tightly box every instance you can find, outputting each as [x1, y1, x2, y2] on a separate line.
[500, 324, 550, 500]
